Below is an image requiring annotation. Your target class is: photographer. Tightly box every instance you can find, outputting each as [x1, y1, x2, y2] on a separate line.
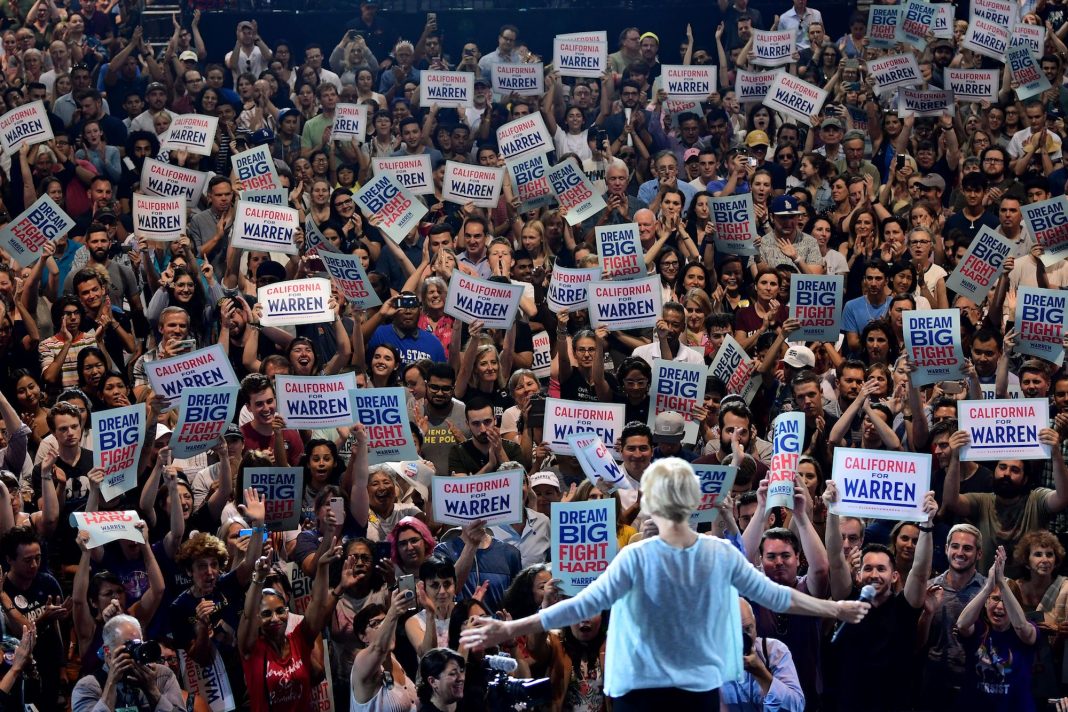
[71, 614, 184, 712]
[417, 647, 466, 712]
[719, 598, 805, 711]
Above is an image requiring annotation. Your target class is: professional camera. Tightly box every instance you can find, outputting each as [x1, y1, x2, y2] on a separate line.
[484, 654, 552, 711]
[124, 639, 162, 665]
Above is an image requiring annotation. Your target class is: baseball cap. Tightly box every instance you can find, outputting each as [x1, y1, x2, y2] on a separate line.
[929, 38, 954, 50]
[223, 423, 244, 441]
[528, 471, 562, 491]
[278, 107, 300, 122]
[179, 50, 199, 62]
[918, 173, 946, 191]
[770, 194, 803, 216]
[146, 81, 167, 94]
[821, 116, 844, 131]
[473, 76, 490, 87]
[745, 130, 770, 148]
[653, 411, 686, 443]
[256, 260, 287, 282]
[783, 345, 816, 369]
[683, 147, 700, 163]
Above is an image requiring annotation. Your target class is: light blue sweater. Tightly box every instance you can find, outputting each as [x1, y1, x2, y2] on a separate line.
[539, 534, 794, 697]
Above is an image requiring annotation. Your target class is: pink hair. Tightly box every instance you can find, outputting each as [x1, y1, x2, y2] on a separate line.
[387, 515, 437, 566]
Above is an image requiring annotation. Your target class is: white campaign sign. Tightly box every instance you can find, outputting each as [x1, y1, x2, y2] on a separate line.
[161, 114, 218, 156]
[372, 154, 434, 196]
[587, 276, 662, 331]
[496, 113, 554, 160]
[258, 278, 334, 327]
[433, 470, 524, 526]
[959, 398, 1051, 461]
[332, 103, 368, 143]
[553, 37, 607, 78]
[829, 448, 932, 522]
[69, 511, 146, 548]
[547, 157, 606, 225]
[444, 272, 524, 329]
[661, 65, 717, 99]
[493, 62, 544, 96]
[545, 398, 626, 455]
[762, 71, 828, 125]
[420, 70, 474, 108]
[133, 194, 185, 242]
[867, 54, 923, 95]
[276, 373, 358, 430]
[230, 201, 299, 255]
[0, 100, 53, 155]
[547, 266, 600, 312]
[690, 465, 739, 525]
[141, 158, 209, 207]
[752, 29, 796, 67]
[354, 172, 428, 244]
[945, 69, 1000, 102]
[146, 344, 239, 411]
[442, 161, 504, 208]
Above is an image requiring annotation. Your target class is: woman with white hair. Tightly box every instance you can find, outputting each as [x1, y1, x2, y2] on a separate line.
[461, 457, 871, 711]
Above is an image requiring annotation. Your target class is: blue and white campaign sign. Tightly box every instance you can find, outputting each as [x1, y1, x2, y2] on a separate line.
[1015, 286, 1067, 366]
[93, 403, 146, 502]
[596, 223, 646, 280]
[959, 398, 1051, 461]
[331, 103, 368, 142]
[709, 334, 761, 404]
[242, 188, 287, 206]
[829, 448, 932, 522]
[372, 154, 434, 196]
[0, 100, 52, 155]
[552, 499, 617, 595]
[133, 194, 185, 242]
[321, 250, 382, 310]
[277, 373, 358, 430]
[766, 412, 804, 512]
[304, 215, 340, 255]
[762, 71, 828, 126]
[545, 398, 626, 456]
[146, 344, 239, 411]
[160, 114, 218, 156]
[867, 5, 901, 47]
[349, 387, 419, 463]
[868, 53, 923, 95]
[790, 274, 843, 342]
[547, 266, 600, 312]
[1012, 22, 1045, 58]
[354, 172, 428, 244]
[934, 3, 954, 38]
[231, 200, 298, 254]
[444, 272, 524, 329]
[735, 69, 777, 104]
[492, 62, 544, 96]
[1022, 196, 1068, 267]
[496, 112, 554, 160]
[507, 152, 554, 213]
[259, 278, 334, 327]
[963, 14, 1011, 59]
[171, 386, 239, 459]
[945, 226, 1014, 302]
[548, 157, 606, 226]
[588, 276, 661, 331]
[710, 193, 758, 256]
[690, 464, 739, 525]
[661, 65, 717, 99]
[945, 69, 1000, 102]
[232, 144, 282, 192]
[442, 161, 504, 208]
[532, 330, 552, 380]
[648, 359, 706, 442]
[433, 469, 524, 526]
[1009, 43, 1052, 101]
[552, 36, 607, 78]
[898, 89, 955, 118]
[70, 511, 146, 548]
[419, 70, 474, 108]
[903, 309, 966, 385]
[141, 158, 209, 207]
[179, 648, 236, 712]
[244, 467, 304, 531]
[752, 29, 795, 67]
[0, 193, 74, 266]
[898, 0, 937, 47]
[568, 432, 630, 486]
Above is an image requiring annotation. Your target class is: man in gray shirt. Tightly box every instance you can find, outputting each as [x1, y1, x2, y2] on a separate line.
[187, 176, 235, 274]
[753, 194, 824, 274]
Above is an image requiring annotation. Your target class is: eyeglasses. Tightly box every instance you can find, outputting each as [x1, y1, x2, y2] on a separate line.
[334, 198, 354, 208]
[575, 347, 598, 354]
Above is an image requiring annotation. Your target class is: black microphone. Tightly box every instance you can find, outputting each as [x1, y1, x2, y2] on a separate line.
[831, 584, 876, 643]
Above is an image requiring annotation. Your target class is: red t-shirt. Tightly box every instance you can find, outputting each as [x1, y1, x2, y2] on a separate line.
[240, 422, 305, 464]
[242, 619, 315, 712]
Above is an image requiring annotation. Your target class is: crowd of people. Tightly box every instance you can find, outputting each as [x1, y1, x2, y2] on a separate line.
[0, 0, 1065, 710]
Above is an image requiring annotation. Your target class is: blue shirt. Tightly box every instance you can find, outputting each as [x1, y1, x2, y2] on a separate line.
[368, 323, 446, 365]
[637, 179, 697, 212]
[842, 294, 891, 335]
[720, 637, 806, 711]
[434, 536, 522, 611]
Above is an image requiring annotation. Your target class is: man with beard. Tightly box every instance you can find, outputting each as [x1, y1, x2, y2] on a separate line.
[368, 292, 447, 365]
[447, 397, 522, 476]
[977, 145, 1025, 207]
[694, 400, 770, 484]
[928, 420, 993, 506]
[417, 648, 466, 712]
[238, 373, 305, 466]
[601, 77, 654, 150]
[54, 65, 110, 128]
[631, 301, 704, 365]
[822, 484, 936, 712]
[117, 131, 158, 211]
[943, 427, 1068, 572]
[62, 225, 141, 313]
[71, 268, 137, 369]
[419, 363, 471, 477]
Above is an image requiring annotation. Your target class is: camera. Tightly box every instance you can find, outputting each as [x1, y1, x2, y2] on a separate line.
[484, 655, 552, 711]
[124, 639, 162, 665]
[396, 295, 420, 309]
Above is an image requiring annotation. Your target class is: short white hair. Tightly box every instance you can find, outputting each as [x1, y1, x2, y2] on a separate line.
[640, 457, 700, 522]
[102, 614, 142, 650]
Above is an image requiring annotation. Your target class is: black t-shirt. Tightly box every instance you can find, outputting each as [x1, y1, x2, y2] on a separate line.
[447, 438, 524, 476]
[462, 387, 515, 426]
[561, 369, 618, 403]
[31, 447, 94, 566]
[4, 572, 64, 692]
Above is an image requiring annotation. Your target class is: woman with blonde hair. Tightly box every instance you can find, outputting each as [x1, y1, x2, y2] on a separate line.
[682, 288, 714, 358]
[519, 219, 550, 271]
[454, 321, 516, 423]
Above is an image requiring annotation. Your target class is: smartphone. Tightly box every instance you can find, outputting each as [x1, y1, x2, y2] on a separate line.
[161, 449, 173, 467]
[329, 496, 345, 525]
[747, 157, 758, 167]
[398, 574, 417, 611]
[941, 380, 965, 395]
[896, 154, 906, 170]
[396, 295, 420, 309]
[238, 528, 269, 542]
[374, 540, 392, 561]
[174, 338, 197, 353]
[428, 12, 437, 21]
[527, 395, 546, 432]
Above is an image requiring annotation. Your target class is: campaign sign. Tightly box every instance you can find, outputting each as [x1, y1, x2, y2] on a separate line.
[971, 0, 1015, 27]
[331, 103, 368, 143]
[442, 161, 504, 208]
[259, 278, 333, 327]
[552, 499, 617, 595]
[945, 69, 1000, 103]
[963, 15, 1011, 59]
[372, 154, 434, 196]
[959, 398, 1051, 461]
[232, 144, 282, 192]
[171, 386, 239, 459]
[1022, 196, 1068, 266]
[790, 274, 843, 342]
[0, 194, 74, 266]
[69, 511, 145, 548]
[547, 157, 606, 225]
[829, 448, 932, 522]
[93, 403, 146, 501]
[735, 69, 777, 104]
[588, 276, 661, 331]
[662, 65, 717, 100]
[709, 335, 760, 403]
[710, 193, 758, 256]
[444, 272, 524, 329]
[178, 648, 236, 712]
[689, 464, 739, 525]
[349, 387, 419, 463]
[934, 3, 954, 38]
[231, 201, 299, 255]
[161, 113, 218, 156]
[766, 412, 804, 512]
[433, 469, 524, 526]
[945, 226, 1014, 302]
[898, 0, 937, 48]
[493, 62, 544, 96]
[1015, 286, 1067, 365]
[496, 113, 554, 160]
[898, 89, 955, 118]
[304, 216, 340, 254]
[752, 29, 796, 67]
[0, 100, 52, 155]
[903, 309, 966, 385]
[146, 344, 239, 411]
[354, 172, 427, 244]
[140, 158, 209, 207]
[868, 5, 901, 48]
[243, 188, 288, 206]
[321, 250, 381, 310]
[532, 331, 552, 380]
[552, 37, 607, 78]
[664, 98, 702, 130]
[868, 54, 923, 96]
[596, 223, 646, 280]
[277, 373, 358, 430]
[648, 359, 706, 442]
[1009, 43, 1052, 101]
[558, 31, 607, 42]
[244, 467, 304, 531]
[544, 398, 625, 455]
[507, 152, 554, 213]
[762, 71, 828, 126]
[132, 194, 185, 242]
[547, 266, 600, 312]
[568, 432, 630, 487]
[420, 70, 474, 108]
[1012, 22, 1045, 58]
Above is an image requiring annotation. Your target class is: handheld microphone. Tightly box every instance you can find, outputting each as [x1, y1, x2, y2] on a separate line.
[830, 584, 876, 643]
[485, 654, 519, 673]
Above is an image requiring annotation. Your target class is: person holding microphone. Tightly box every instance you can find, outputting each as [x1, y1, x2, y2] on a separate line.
[460, 457, 871, 711]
